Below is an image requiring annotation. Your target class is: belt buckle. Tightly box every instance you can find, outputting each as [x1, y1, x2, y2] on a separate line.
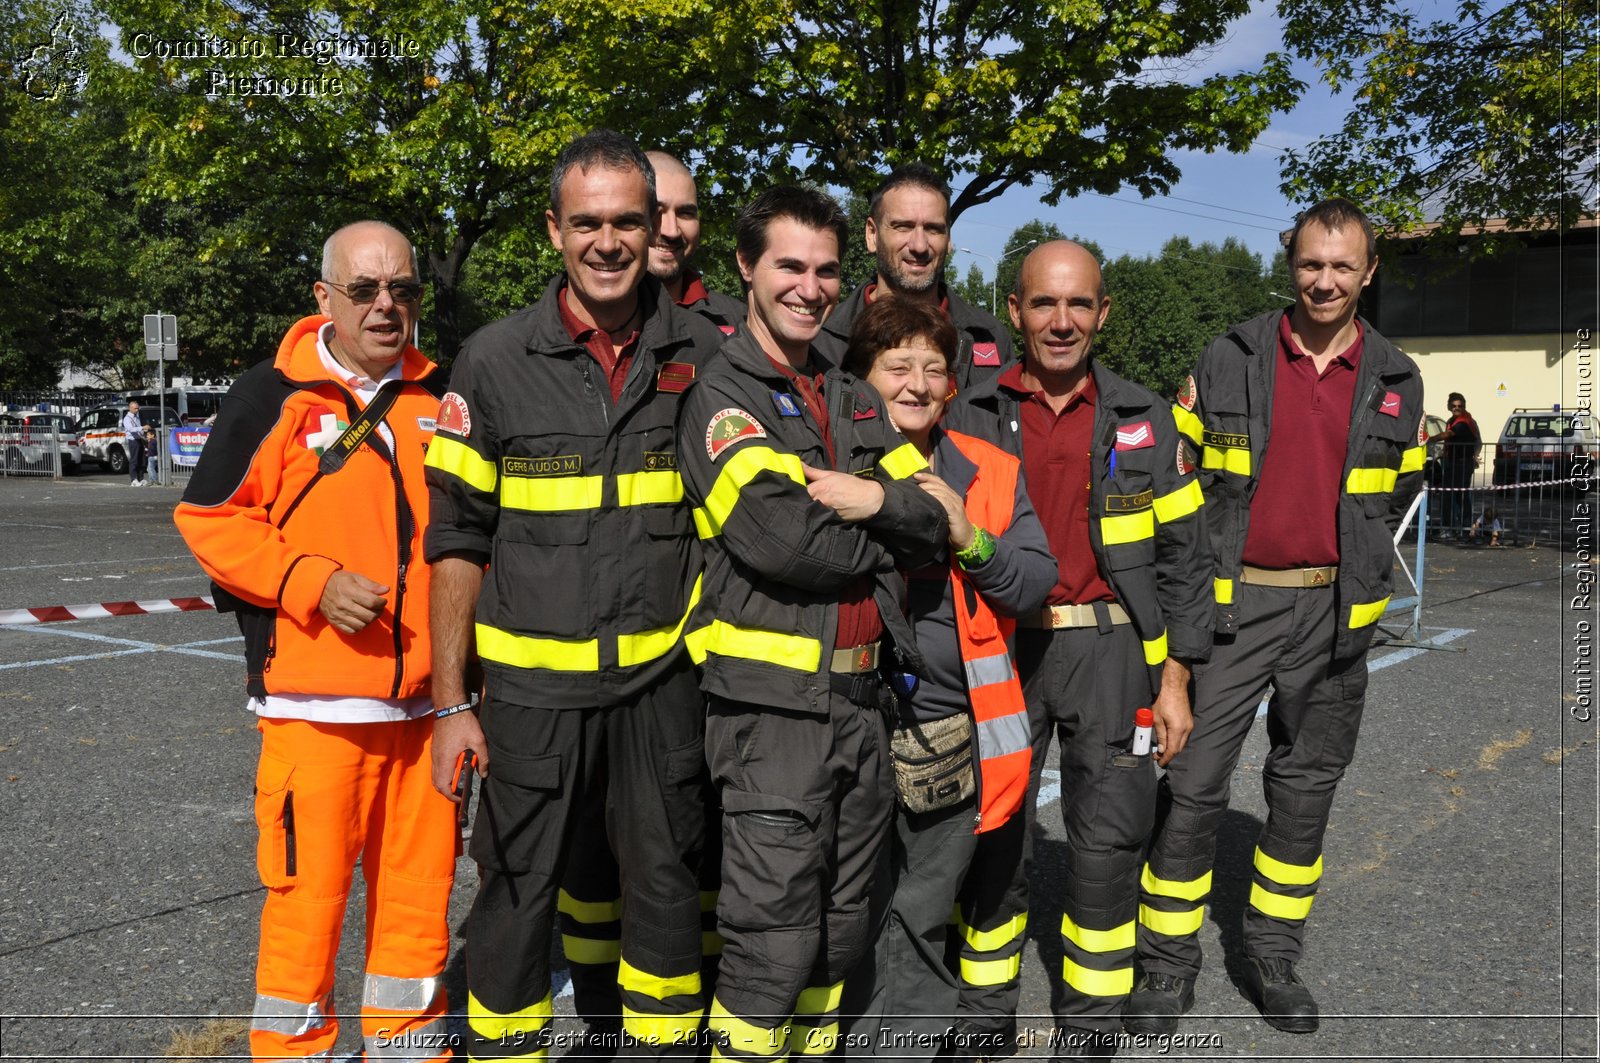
[1305, 567, 1331, 588]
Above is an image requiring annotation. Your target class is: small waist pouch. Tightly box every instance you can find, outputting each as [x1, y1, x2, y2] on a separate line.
[891, 712, 976, 814]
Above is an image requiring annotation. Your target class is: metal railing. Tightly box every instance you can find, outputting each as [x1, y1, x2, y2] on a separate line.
[1425, 442, 1595, 547]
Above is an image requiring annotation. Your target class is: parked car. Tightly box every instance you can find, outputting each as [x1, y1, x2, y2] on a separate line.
[1422, 412, 1447, 486]
[1492, 408, 1600, 489]
[0, 410, 83, 474]
[75, 404, 181, 475]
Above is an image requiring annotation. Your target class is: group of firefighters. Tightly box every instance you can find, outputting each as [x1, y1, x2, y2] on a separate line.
[172, 129, 1426, 1062]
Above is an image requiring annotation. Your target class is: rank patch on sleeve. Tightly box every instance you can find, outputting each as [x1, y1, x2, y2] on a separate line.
[1379, 390, 1401, 417]
[971, 341, 1000, 367]
[1177, 374, 1197, 411]
[705, 408, 767, 461]
[437, 392, 471, 438]
[658, 361, 697, 394]
[1114, 421, 1154, 449]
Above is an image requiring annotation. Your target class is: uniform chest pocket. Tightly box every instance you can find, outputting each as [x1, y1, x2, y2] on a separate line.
[499, 422, 605, 519]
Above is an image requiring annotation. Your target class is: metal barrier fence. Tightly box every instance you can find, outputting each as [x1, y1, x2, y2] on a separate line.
[0, 422, 73, 479]
[1424, 441, 1594, 546]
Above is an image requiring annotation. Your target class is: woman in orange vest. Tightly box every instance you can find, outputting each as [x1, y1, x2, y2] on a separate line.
[836, 296, 1055, 1060]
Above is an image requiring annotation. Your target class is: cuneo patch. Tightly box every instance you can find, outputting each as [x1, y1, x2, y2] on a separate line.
[706, 408, 767, 462]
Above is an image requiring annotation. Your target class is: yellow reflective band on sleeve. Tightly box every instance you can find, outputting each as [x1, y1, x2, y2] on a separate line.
[617, 470, 684, 506]
[708, 999, 787, 1057]
[960, 952, 1022, 987]
[1254, 847, 1323, 886]
[1142, 630, 1168, 666]
[1061, 956, 1133, 997]
[1201, 445, 1252, 477]
[476, 623, 599, 672]
[685, 622, 711, 666]
[1172, 405, 1203, 445]
[425, 436, 498, 493]
[619, 958, 702, 1003]
[1400, 445, 1426, 474]
[468, 988, 552, 1043]
[1100, 509, 1155, 546]
[557, 890, 622, 924]
[623, 1006, 707, 1048]
[694, 447, 807, 539]
[1249, 881, 1316, 921]
[1059, 913, 1135, 954]
[502, 474, 604, 512]
[1138, 902, 1205, 937]
[1348, 596, 1391, 629]
[1214, 577, 1234, 605]
[960, 912, 1028, 951]
[794, 982, 844, 1015]
[789, 1022, 839, 1055]
[1140, 864, 1212, 902]
[1152, 479, 1204, 523]
[562, 935, 623, 965]
[1345, 466, 1398, 495]
[701, 620, 822, 673]
[878, 441, 929, 481]
[702, 930, 725, 956]
[618, 575, 702, 668]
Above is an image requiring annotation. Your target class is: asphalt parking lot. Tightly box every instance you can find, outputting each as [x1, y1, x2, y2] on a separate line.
[0, 472, 1594, 1061]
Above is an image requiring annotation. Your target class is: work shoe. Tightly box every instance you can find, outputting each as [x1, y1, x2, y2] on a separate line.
[1122, 971, 1194, 1035]
[1050, 1025, 1118, 1060]
[1238, 955, 1319, 1033]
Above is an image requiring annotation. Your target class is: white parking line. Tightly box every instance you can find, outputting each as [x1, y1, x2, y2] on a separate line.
[1, 625, 244, 669]
[0, 554, 193, 573]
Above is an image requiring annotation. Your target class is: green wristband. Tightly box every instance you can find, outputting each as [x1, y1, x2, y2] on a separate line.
[956, 526, 996, 569]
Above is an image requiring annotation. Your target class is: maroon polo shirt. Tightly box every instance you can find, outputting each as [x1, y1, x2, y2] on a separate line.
[769, 352, 883, 651]
[1241, 314, 1363, 569]
[1000, 364, 1115, 606]
[677, 272, 710, 308]
[558, 286, 639, 404]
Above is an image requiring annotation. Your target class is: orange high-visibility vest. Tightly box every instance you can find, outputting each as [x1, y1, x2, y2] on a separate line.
[945, 430, 1032, 833]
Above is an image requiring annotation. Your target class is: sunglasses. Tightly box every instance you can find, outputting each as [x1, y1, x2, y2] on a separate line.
[327, 279, 425, 305]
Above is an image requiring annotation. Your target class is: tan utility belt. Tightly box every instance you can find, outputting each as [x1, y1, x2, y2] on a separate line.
[1017, 602, 1132, 629]
[831, 642, 880, 674]
[1239, 564, 1338, 588]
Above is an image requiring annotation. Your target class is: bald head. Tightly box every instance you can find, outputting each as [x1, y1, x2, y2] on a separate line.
[321, 221, 418, 282]
[645, 151, 703, 291]
[1007, 240, 1110, 395]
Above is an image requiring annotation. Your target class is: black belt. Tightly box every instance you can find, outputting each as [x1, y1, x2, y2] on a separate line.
[830, 669, 883, 708]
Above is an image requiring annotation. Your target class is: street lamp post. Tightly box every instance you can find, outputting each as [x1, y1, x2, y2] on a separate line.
[959, 240, 1038, 317]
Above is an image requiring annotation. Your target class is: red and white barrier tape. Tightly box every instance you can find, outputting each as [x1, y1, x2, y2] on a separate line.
[1430, 477, 1591, 492]
[0, 595, 215, 627]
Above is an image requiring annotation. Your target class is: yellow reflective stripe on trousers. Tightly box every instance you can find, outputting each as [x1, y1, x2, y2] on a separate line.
[960, 911, 1028, 951]
[1141, 864, 1212, 902]
[1100, 509, 1154, 546]
[879, 441, 929, 481]
[1249, 881, 1316, 921]
[1152, 479, 1204, 523]
[701, 619, 822, 673]
[1138, 902, 1204, 937]
[1172, 404, 1203, 445]
[562, 935, 623, 964]
[425, 435, 498, 493]
[558, 890, 622, 923]
[1400, 444, 1426, 473]
[694, 447, 806, 538]
[1202, 444, 1251, 477]
[624, 1005, 707, 1047]
[1348, 596, 1391, 628]
[1142, 629, 1167, 666]
[616, 470, 684, 506]
[620, 957, 702, 1003]
[1061, 955, 1133, 997]
[1254, 847, 1323, 886]
[708, 998, 787, 1057]
[1345, 466, 1398, 494]
[1059, 913, 1134, 954]
[468, 989, 552, 1043]
[501, 475, 604, 512]
[476, 623, 598, 671]
[618, 575, 702, 668]
[795, 982, 844, 1014]
[960, 951, 1022, 987]
[1214, 577, 1234, 605]
[790, 981, 845, 1056]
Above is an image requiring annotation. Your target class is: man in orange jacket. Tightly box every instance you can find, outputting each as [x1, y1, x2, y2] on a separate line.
[175, 220, 456, 1061]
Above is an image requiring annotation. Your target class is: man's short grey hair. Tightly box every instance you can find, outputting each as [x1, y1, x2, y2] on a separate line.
[320, 221, 420, 281]
[550, 129, 657, 219]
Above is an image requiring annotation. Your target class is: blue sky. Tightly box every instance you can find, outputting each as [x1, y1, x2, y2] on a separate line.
[948, 0, 1350, 278]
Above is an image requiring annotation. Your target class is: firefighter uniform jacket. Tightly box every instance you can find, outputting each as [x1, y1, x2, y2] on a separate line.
[814, 284, 1014, 387]
[684, 286, 746, 336]
[676, 328, 949, 714]
[176, 316, 447, 702]
[423, 274, 727, 709]
[945, 362, 1212, 681]
[1171, 310, 1425, 661]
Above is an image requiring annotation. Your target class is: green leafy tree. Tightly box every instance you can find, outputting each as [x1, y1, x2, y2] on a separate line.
[1280, 0, 1597, 240]
[699, 0, 1302, 219]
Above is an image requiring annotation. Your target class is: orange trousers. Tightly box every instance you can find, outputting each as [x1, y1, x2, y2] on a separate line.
[250, 716, 457, 1061]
